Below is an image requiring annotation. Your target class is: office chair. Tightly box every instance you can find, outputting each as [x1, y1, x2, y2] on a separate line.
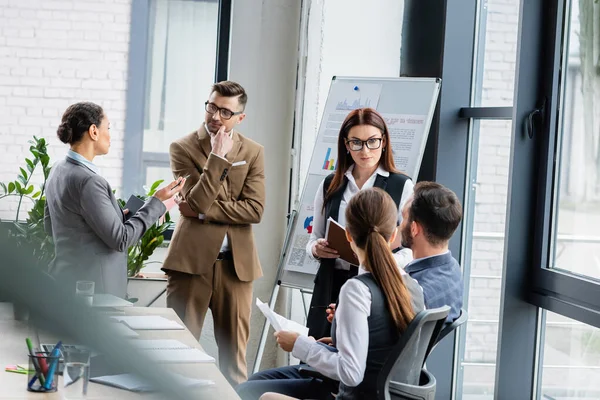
[424, 308, 468, 362]
[298, 306, 450, 400]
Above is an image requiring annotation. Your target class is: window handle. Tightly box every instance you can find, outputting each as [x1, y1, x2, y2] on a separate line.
[524, 97, 547, 139]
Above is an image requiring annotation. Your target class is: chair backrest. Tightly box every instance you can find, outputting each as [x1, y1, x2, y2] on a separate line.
[437, 308, 468, 343]
[376, 306, 450, 399]
[424, 308, 468, 363]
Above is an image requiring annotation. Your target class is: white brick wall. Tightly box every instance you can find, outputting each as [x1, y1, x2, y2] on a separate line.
[0, 0, 132, 220]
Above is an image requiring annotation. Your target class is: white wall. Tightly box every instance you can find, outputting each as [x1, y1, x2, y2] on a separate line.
[297, 0, 404, 195]
[0, 0, 131, 220]
[228, 0, 301, 370]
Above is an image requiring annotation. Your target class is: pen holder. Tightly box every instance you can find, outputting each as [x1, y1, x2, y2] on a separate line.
[27, 352, 59, 393]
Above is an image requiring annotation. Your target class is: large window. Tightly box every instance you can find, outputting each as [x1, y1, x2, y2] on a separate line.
[549, 0, 600, 280]
[459, 0, 520, 398]
[123, 0, 228, 202]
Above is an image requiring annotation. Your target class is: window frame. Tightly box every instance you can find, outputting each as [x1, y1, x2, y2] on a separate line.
[122, 0, 232, 198]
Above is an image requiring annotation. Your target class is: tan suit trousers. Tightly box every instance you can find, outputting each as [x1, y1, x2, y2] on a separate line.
[165, 259, 252, 386]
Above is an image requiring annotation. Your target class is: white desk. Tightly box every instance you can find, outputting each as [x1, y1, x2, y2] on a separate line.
[0, 304, 240, 399]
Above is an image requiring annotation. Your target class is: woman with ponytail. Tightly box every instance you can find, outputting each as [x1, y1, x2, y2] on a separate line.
[237, 188, 424, 400]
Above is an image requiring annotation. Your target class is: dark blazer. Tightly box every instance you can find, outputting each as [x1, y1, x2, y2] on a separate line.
[404, 251, 463, 323]
[44, 157, 166, 297]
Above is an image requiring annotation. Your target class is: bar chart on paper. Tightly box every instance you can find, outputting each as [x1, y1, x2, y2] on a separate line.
[322, 148, 337, 171]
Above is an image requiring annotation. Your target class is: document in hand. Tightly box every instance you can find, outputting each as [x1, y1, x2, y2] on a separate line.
[325, 217, 360, 265]
[256, 299, 309, 336]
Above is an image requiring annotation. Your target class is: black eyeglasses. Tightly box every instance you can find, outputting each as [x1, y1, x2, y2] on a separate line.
[204, 101, 243, 120]
[345, 137, 383, 151]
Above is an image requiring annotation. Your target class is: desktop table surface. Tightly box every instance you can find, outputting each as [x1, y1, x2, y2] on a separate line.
[0, 304, 240, 399]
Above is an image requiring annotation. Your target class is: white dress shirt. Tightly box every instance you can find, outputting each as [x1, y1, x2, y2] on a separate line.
[306, 165, 414, 270]
[197, 123, 233, 252]
[292, 274, 372, 387]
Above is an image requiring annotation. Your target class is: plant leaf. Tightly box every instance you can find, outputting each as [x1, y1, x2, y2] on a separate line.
[25, 158, 34, 172]
[20, 167, 28, 181]
[25, 185, 35, 195]
[8, 182, 15, 193]
[32, 191, 41, 198]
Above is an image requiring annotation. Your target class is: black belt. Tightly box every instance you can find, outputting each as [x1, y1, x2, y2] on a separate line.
[216, 251, 233, 261]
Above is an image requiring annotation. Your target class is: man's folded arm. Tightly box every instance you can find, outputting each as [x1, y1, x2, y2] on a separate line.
[203, 147, 265, 225]
[169, 141, 231, 214]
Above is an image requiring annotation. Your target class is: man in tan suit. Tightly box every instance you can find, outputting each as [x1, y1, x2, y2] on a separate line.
[162, 81, 265, 385]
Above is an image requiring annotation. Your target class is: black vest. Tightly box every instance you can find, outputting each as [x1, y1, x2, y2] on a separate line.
[333, 273, 399, 399]
[306, 171, 409, 339]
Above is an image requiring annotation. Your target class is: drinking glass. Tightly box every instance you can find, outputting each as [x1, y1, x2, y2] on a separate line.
[75, 281, 94, 306]
[63, 348, 90, 399]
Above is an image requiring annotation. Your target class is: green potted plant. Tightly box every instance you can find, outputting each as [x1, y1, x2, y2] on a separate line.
[1, 135, 172, 311]
[0, 136, 52, 320]
[116, 179, 172, 278]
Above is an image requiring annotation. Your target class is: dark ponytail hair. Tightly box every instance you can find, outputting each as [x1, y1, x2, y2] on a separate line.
[345, 188, 415, 331]
[57, 102, 104, 145]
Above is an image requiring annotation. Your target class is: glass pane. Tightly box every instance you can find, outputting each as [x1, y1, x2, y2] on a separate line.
[143, 0, 218, 153]
[473, 0, 520, 107]
[462, 363, 495, 400]
[550, 0, 600, 279]
[460, 119, 512, 398]
[540, 311, 600, 399]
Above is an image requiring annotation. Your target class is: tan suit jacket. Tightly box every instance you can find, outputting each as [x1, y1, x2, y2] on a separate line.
[162, 126, 265, 282]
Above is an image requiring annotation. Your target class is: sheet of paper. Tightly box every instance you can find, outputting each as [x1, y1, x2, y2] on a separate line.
[128, 339, 191, 350]
[110, 322, 139, 338]
[91, 373, 214, 392]
[256, 298, 309, 336]
[145, 348, 215, 364]
[110, 316, 185, 330]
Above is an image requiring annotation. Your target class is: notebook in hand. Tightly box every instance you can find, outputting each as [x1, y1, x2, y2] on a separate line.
[124, 195, 145, 221]
[325, 217, 360, 265]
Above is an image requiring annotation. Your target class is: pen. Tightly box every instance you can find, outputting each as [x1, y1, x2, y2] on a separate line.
[25, 338, 45, 386]
[310, 305, 332, 309]
[43, 341, 62, 390]
[174, 174, 191, 188]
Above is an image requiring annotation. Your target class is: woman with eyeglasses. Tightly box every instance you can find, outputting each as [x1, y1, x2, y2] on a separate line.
[305, 107, 415, 340]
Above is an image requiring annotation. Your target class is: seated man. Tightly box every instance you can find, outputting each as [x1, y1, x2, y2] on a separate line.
[326, 181, 463, 324]
[400, 181, 463, 323]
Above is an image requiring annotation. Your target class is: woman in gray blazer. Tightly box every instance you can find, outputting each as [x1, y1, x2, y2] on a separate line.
[44, 102, 184, 298]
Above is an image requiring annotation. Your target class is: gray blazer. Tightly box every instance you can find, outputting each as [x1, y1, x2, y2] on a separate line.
[44, 157, 166, 298]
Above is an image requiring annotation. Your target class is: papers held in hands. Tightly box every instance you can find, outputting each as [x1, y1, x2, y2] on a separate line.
[256, 299, 309, 336]
[325, 217, 360, 265]
[124, 195, 145, 220]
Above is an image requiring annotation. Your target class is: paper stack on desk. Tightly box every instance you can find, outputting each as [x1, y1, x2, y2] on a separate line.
[128, 339, 215, 363]
[256, 299, 309, 336]
[91, 373, 214, 392]
[110, 315, 185, 330]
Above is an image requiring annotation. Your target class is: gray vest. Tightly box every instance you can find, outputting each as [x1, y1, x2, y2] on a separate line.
[332, 273, 399, 399]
